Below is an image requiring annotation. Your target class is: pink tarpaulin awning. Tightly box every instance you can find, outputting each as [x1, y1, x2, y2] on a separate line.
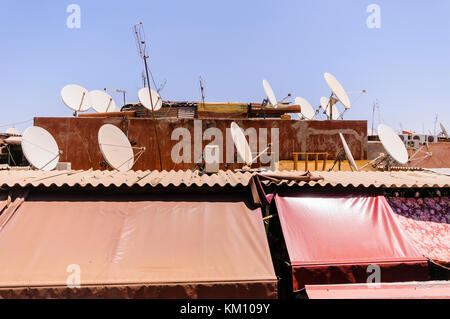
[306, 281, 450, 299]
[0, 192, 277, 298]
[275, 194, 429, 291]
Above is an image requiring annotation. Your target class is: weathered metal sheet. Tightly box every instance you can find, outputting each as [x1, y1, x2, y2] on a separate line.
[34, 117, 367, 171]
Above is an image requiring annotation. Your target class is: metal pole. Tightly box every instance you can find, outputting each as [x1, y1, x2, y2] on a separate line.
[143, 56, 163, 171]
[329, 93, 334, 120]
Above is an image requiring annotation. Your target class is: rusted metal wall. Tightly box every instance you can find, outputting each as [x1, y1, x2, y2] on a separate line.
[34, 117, 367, 171]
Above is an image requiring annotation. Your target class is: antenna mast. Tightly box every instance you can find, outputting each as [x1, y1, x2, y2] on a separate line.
[134, 22, 162, 171]
[199, 76, 206, 109]
[371, 99, 379, 134]
[142, 71, 147, 88]
[433, 113, 438, 136]
[371, 101, 375, 135]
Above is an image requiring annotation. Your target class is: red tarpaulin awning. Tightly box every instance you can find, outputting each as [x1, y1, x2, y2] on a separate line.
[0, 191, 277, 298]
[306, 281, 450, 299]
[275, 194, 429, 291]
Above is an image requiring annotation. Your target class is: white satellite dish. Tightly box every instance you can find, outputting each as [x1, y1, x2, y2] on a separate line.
[263, 80, 278, 108]
[295, 97, 315, 120]
[230, 122, 253, 166]
[440, 123, 449, 138]
[22, 126, 60, 171]
[89, 90, 120, 113]
[230, 122, 271, 168]
[61, 84, 91, 112]
[339, 133, 358, 171]
[324, 73, 351, 109]
[98, 124, 135, 172]
[378, 124, 409, 164]
[138, 87, 162, 111]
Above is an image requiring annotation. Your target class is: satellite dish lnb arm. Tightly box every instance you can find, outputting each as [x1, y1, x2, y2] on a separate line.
[278, 93, 291, 104]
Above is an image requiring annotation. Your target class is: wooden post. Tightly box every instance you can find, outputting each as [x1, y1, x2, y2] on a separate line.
[322, 152, 328, 171]
[294, 153, 299, 171]
[304, 153, 308, 171]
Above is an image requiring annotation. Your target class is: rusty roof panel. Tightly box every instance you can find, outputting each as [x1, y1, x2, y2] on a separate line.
[0, 170, 449, 189]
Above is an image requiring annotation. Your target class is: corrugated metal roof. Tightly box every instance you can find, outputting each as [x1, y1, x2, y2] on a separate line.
[264, 170, 450, 188]
[423, 168, 450, 176]
[0, 169, 449, 189]
[0, 169, 253, 188]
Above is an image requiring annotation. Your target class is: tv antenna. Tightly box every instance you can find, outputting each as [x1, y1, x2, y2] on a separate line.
[141, 71, 147, 88]
[104, 88, 127, 106]
[371, 100, 378, 135]
[157, 79, 167, 93]
[433, 114, 438, 136]
[199, 76, 206, 108]
[134, 22, 162, 170]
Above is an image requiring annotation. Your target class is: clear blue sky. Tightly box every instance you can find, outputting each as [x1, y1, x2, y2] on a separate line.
[1, 0, 449, 134]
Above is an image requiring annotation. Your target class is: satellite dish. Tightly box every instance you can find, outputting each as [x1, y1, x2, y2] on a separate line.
[98, 124, 134, 172]
[230, 122, 253, 166]
[263, 80, 277, 108]
[295, 97, 315, 120]
[378, 124, 409, 164]
[89, 90, 120, 113]
[22, 126, 60, 171]
[61, 84, 91, 112]
[339, 133, 358, 171]
[138, 87, 162, 111]
[440, 123, 449, 138]
[6, 127, 20, 135]
[324, 73, 351, 109]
